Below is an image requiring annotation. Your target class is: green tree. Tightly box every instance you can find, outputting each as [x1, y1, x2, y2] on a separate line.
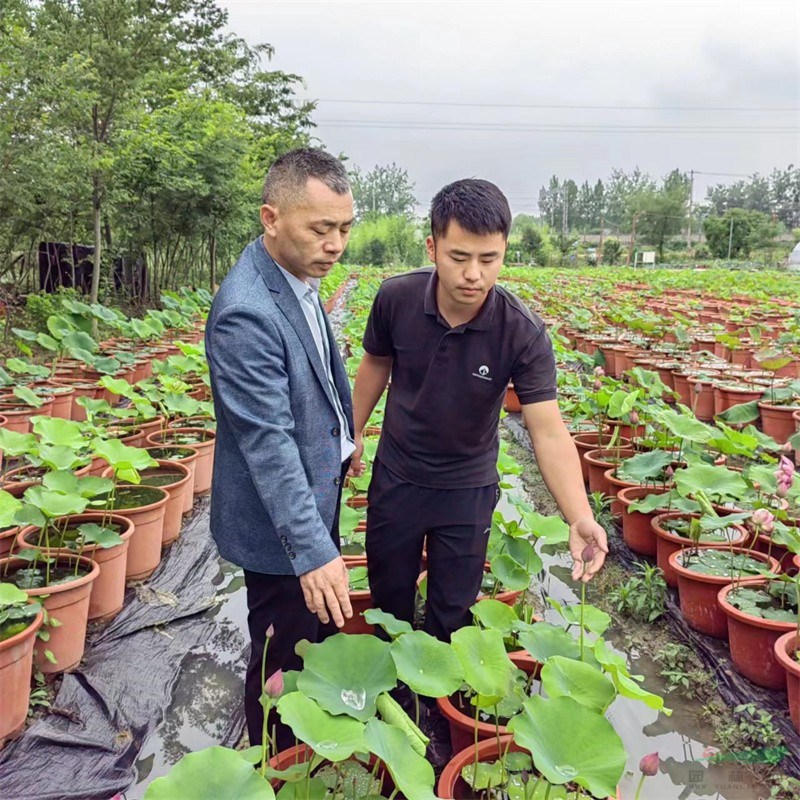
[602, 237, 622, 265]
[629, 170, 689, 258]
[703, 208, 778, 259]
[350, 163, 416, 221]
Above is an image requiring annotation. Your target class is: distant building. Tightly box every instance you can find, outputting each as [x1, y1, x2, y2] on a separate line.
[789, 241, 800, 271]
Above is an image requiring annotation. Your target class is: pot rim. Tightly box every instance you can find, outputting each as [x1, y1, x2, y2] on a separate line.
[0, 609, 43, 652]
[0, 554, 100, 596]
[717, 579, 798, 630]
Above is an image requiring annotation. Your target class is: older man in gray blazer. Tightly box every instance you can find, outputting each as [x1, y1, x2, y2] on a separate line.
[205, 148, 355, 749]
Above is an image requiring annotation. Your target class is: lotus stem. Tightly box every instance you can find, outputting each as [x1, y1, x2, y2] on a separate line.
[579, 580, 586, 661]
[259, 633, 272, 776]
[634, 774, 646, 800]
[473, 698, 480, 785]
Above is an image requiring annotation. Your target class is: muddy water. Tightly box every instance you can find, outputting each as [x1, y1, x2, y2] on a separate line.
[125, 558, 249, 799]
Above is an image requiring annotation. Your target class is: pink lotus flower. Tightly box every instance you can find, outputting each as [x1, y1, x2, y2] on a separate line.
[779, 455, 795, 479]
[264, 669, 284, 699]
[639, 752, 660, 777]
[751, 508, 775, 535]
[594, 366, 605, 377]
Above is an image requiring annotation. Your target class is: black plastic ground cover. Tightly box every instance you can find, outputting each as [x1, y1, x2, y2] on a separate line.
[0, 497, 246, 800]
[504, 414, 800, 781]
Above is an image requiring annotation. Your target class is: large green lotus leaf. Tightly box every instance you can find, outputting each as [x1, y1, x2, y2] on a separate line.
[362, 608, 413, 639]
[92, 356, 121, 375]
[99, 376, 135, 398]
[508, 695, 626, 798]
[46, 315, 77, 341]
[77, 523, 123, 549]
[275, 778, 327, 799]
[92, 437, 158, 472]
[540, 656, 616, 715]
[14, 386, 43, 408]
[470, 598, 519, 635]
[31, 417, 85, 448]
[490, 554, 531, 591]
[23, 485, 88, 518]
[607, 388, 638, 419]
[505, 536, 543, 574]
[628, 491, 699, 515]
[61, 330, 98, 354]
[42, 470, 80, 495]
[522, 512, 570, 544]
[143, 745, 275, 799]
[363, 718, 438, 800]
[297, 634, 396, 722]
[651, 409, 714, 443]
[605, 668, 671, 715]
[516, 622, 580, 663]
[674, 463, 747, 500]
[0, 582, 29, 606]
[559, 603, 611, 637]
[389, 630, 463, 697]
[717, 401, 761, 425]
[451, 626, 514, 697]
[0, 429, 37, 457]
[0, 490, 24, 528]
[276, 692, 366, 761]
[37, 445, 84, 471]
[617, 450, 674, 484]
[76, 476, 115, 498]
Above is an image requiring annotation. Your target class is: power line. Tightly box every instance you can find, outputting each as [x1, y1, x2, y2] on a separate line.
[305, 98, 799, 113]
[316, 119, 798, 134]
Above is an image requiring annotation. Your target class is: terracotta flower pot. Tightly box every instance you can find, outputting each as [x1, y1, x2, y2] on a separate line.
[0, 610, 43, 747]
[583, 448, 636, 496]
[718, 580, 797, 689]
[103, 462, 190, 545]
[503, 383, 522, 413]
[143, 446, 199, 512]
[16, 513, 134, 621]
[269, 744, 393, 792]
[0, 398, 54, 433]
[573, 431, 630, 482]
[437, 649, 539, 754]
[618, 485, 670, 556]
[50, 379, 104, 421]
[146, 428, 215, 494]
[652, 512, 748, 588]
[438, 736, 621, 799]
[668, 547, 778, 639]
[774, 631, 800, 734]
[0, 555, 99, 673]
[752, 528, 797, 574]
[713, 383, 764, 416]
[105, 485, 169, 580]
[687, 377, 717, 422]
[758, 402, 800, 445]
[37, 383, 75, 420]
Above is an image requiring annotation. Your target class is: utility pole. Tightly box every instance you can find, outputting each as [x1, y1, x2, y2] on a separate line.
[627, 214, 639, 266]
[686, 169, 694, 250]
[727, 216, 734, 259]
[598, 214, 605, 265]
[562, 189, 569, 237]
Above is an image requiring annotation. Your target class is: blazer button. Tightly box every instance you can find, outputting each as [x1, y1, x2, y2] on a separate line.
[332, 427, 340, 436]
[289, 552, 296, 560]
[334, 476, 341, 485]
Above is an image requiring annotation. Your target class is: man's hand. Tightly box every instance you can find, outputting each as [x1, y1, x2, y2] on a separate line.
[299, 556, 353, 627]
[569, 516, 609, 583]
[347, 434, 365, 478]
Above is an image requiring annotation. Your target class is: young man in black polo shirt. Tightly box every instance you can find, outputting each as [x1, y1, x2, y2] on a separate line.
[350, 179, 607, 643]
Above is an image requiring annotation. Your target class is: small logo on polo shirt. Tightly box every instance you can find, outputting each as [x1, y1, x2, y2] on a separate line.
[473, 364, 491, 381]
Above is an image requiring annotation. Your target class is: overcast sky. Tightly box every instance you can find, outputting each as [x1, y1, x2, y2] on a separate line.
[220, 0, 800, 216]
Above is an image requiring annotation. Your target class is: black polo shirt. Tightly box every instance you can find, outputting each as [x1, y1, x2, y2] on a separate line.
[363, 267, 557, 489]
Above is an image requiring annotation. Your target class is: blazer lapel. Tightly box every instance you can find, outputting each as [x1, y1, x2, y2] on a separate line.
[319, 298, 355, 431]
[250, 240, 338, 412]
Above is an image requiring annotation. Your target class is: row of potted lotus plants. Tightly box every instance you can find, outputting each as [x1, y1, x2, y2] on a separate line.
[0, 288, 217, 748]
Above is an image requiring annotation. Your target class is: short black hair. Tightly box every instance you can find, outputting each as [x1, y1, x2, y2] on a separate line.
[430, 179, 511, 240]
[262, 148, 350, 207]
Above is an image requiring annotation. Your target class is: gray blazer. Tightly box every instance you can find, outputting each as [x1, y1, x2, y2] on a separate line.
[205, 239, 354, 575]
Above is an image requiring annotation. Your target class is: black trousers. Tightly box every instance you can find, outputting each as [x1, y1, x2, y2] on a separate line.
[243, 460, 348, 751]
[366, 457, 499, 643]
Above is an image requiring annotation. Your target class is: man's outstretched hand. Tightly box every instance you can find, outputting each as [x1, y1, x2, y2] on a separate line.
[299, 556, 353, 627]
[569, 515, 609, 583]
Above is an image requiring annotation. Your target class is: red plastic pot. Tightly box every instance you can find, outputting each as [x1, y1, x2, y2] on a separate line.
[503, 383, 521, 413]
[146, 428, 215, 494]
[668, 547, 778, 639]
[652, 512, 748, 588]
[718, 580, 796, 689]
[572, 432, 630, 483]
[110, 485, 169, 580]
[774, 631, 800, 734]
[0, 609, 43, 747]
[758, 402, 800, 445]
[437, 736, 621, 799]
[618, 485, 669, 556]
[584, 448, 636, 496]
[343, 557, 375, 635]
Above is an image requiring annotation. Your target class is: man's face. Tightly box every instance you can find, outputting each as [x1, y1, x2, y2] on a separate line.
[261, 178, 354, 281]
[426, 221, 506, 310]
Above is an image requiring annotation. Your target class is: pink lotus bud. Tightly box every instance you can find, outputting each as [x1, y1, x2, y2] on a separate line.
[779, 455, 795, 480]
[264, 669, 284, 698]
[776, 481, 789, 499]
[665, 465, 675, 479]
[752, 481, 761, 492]
[520, 770, 530, 784]
[594, 366, 605, 377]
[593, 379, 602, 390]
[629, 410, 640, 425]
[266, 624, 275, 639]
[751, 508, 775, 535]
[639, 752, 660, 777]
[581, 543, 597, 563]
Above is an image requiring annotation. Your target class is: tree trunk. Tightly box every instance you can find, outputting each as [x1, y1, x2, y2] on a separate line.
[209, 231, 217, 294]
[90, 172, 102, 305]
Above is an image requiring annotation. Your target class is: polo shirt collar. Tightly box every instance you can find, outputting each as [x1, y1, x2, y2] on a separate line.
[424, 269, 497, 332]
